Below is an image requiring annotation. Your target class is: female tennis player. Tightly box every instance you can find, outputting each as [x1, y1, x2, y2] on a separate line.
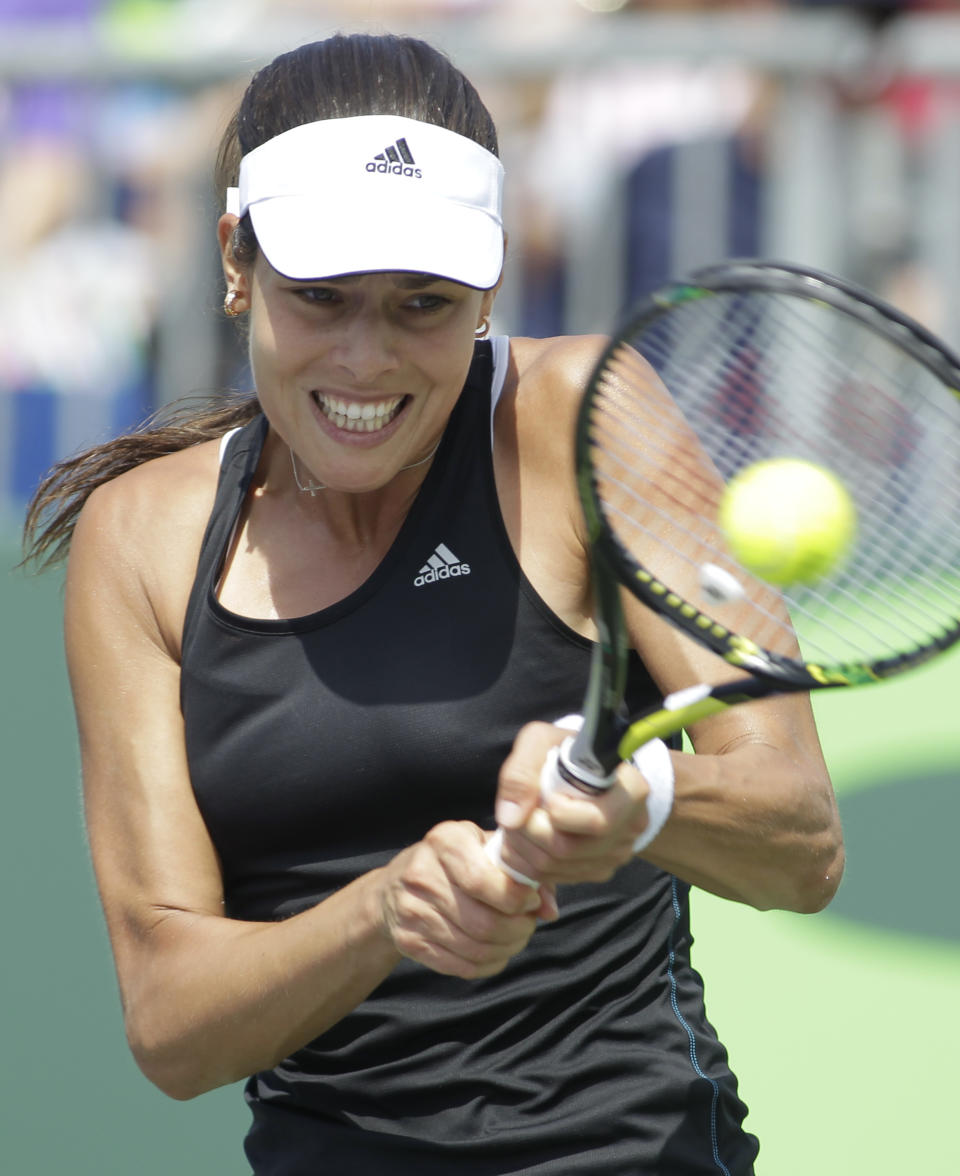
[24, 33, 843, 1176]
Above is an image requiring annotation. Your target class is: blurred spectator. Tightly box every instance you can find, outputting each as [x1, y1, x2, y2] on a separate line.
[513, 0, 780, 335]
[801, 0, 960, 330]
[0, 0, 234, 513]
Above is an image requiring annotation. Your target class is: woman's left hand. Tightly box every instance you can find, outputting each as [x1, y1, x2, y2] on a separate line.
[491, 722, 655, 887]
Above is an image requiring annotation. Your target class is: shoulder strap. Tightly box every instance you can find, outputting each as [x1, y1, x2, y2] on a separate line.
[180, 414, 267, 655]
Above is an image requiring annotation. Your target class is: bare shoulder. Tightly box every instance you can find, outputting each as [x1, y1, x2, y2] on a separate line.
[69, 439, 222, 657]
[510, 334, 608, 407]
[504, 334, 608, 462]
[78, 439, 218, 523]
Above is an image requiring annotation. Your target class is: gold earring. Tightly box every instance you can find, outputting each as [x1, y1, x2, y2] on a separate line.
[224, 290, 243, 317]
[475, 316, 490, 338]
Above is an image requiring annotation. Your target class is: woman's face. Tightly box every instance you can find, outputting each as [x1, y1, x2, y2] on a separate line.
[246, 259, 496, 494]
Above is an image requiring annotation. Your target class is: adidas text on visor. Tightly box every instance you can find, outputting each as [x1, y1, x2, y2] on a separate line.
[226, 115, 505, 290]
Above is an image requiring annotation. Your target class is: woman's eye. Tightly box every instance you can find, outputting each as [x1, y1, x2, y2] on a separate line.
[408, 294, 450, 312]
[294, 286, 337, 304]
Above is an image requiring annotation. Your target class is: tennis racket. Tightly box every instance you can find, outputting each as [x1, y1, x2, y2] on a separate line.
[487, 259, 960, 880]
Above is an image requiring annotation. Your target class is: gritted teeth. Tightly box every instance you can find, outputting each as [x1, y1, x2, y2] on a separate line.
[314, 392, 406, 432]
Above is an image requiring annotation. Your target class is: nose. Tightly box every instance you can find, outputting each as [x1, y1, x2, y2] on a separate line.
[327, 307, 401, 384]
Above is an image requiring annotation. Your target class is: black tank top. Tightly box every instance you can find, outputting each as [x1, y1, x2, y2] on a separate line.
[180, 341, 758, 1175]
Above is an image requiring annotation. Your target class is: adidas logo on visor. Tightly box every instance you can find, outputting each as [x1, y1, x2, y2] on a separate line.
[414, 543, 471, 587]
[366, 137, 423, 178]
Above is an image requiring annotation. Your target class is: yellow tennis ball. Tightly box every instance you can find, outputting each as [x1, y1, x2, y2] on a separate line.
[718, 459, 857, 585]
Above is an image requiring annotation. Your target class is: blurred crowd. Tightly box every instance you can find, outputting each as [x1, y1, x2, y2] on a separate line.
[0, 0, 955, 515]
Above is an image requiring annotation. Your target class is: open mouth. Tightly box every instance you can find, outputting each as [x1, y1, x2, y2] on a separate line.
[313, 392, 407, 433]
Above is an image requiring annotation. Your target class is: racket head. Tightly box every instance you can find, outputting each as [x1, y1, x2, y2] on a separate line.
[578, 260, 960, 695]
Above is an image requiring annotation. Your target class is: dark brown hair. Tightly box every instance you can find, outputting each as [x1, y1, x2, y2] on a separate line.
[218, 35, 498, 269]
[22, 34, 498, 569]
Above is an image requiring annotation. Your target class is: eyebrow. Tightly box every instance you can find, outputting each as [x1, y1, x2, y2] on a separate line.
[396, 274, 449, 289]
[302, 273, 451, 290]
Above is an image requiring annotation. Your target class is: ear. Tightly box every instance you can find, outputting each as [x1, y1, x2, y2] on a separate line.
[218, 213, 251, 311]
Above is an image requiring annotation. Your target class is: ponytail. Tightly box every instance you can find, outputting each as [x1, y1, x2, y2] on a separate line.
[21, 394, 260, 570]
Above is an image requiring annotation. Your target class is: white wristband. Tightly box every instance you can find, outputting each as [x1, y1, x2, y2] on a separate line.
[629, 737, 675, 853]
[548, 714, 674, 852]
[487, 716, 674, 885]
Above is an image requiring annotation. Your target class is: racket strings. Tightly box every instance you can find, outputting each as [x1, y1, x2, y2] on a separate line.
[720, 309, 959, 651]
[695, 345, 960, 650]
[705, 295, 960, 598]
[680, 302, 951, 535]
[591, 371, 800, 658]
[682, 334, 957, 643]
[589, 289, 960, 671]
[592, 401, 950, 668]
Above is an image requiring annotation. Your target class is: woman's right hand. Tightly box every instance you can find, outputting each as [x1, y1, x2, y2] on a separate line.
[378, 821, 558, 979]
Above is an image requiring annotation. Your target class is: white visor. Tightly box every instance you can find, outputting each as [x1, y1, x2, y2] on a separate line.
[226, 115, 505, 290]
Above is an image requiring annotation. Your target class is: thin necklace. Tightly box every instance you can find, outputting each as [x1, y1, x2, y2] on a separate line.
[289, 442, 441, 496]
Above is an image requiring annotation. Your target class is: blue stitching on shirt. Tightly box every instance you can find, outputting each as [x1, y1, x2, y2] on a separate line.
[667, 876, 732, 1176]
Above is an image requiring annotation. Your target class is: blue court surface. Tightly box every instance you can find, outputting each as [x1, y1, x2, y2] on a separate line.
[3, 536, 957, 1174]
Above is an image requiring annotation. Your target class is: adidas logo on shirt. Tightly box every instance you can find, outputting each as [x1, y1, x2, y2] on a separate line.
[414, 543, 471, 587]
[366, 137, 423, 178]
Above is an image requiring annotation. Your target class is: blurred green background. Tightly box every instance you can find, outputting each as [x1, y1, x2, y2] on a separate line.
[3, 533, 958, 1175]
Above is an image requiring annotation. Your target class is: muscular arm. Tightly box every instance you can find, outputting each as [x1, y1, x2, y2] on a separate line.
[626, 606, 842, 913]
[67, 457, 545, 1101]
[493, 335, 844, 913]
[497, 635, 842, 914]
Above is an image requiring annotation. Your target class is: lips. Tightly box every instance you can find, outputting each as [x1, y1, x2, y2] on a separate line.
[313, 391, 406, 433]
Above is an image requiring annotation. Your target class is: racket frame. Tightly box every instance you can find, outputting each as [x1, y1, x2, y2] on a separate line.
[578, 260, 960, 714]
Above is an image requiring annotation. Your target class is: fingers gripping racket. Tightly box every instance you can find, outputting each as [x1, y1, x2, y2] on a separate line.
[488, 260, 960, 882]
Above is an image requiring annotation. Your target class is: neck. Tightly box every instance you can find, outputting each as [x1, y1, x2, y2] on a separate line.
[290, 441, 440, 496]
[253, 430, 437, 549]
